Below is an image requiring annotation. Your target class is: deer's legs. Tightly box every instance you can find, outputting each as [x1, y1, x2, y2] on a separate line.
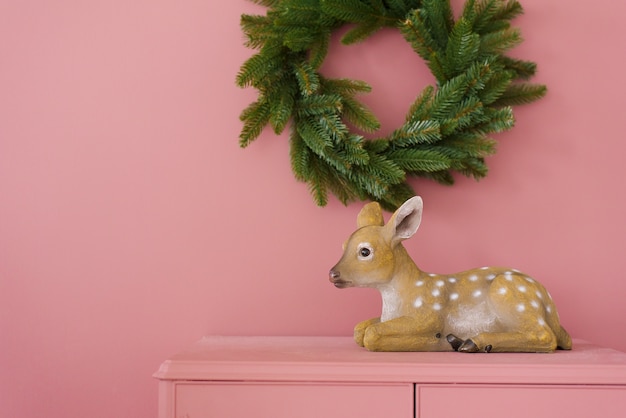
[446, 334, 466, 351]
[354, 317, 380, 347]
[361, 316, 450, 352]
[459, 328, 558, 353]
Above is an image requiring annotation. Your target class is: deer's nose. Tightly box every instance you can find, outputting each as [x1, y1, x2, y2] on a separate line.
[329, 269, 340, 282]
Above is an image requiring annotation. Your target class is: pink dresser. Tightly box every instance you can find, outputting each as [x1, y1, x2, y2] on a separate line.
[154, 336, 626, 418]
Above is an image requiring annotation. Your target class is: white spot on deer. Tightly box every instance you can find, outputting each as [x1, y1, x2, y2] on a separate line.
[536, 290, 543, 299]
[473, 290, 482, 298]
[433, 303, 442, 311]
[546, 305, 552, 313]
[450, 293, 459, 301]
[448, 277, 457, 283]
[525, 277, 535, 283]
[480, 266, 489, 270]
[432, 289, 441, 297]
[530, 300, 539, 309]
[416, 280, 424, 287]
[504, 272, 514, 282]
[428, 273, 437, 277]
[486, 274, 496, 281]
[498, 287, 507, 295]
[538, 317, 546, 326]
[436, 280, 445, 287]
[469, 275, 478, 282]
[517, 285, 527, 293]
[516, 303, 526, 312]
[414, 298, 423, 308]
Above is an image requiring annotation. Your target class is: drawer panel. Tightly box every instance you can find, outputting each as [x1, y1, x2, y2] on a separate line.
[417, 384, 626, 418]
[177, 382, 413, 418]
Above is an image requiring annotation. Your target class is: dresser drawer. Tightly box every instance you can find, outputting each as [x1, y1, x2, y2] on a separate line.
[416, 384, 626, 418]
[175, 382, 413, 418]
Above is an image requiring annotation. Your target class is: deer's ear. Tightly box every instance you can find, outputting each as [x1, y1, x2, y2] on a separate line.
[357, 202, 384, 228]
[388, 196, 423, 244]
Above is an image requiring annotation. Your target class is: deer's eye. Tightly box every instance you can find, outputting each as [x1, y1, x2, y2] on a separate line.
[357, 243, 373, 260]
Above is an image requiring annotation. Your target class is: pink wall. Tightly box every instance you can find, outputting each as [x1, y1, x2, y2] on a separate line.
[1, 0, 625, 417]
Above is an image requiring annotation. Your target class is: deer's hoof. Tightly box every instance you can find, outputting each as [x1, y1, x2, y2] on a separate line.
[458, 339, 480, 353]
[446, 334, 465, 351]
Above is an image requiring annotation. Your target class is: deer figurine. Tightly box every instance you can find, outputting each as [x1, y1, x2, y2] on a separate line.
[329, 196, 572, 353]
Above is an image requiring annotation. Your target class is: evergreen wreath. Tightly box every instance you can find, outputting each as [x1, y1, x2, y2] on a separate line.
[236, 0, 546, 210]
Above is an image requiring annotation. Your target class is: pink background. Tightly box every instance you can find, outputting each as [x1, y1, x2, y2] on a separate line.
[2, 1, 625, 417]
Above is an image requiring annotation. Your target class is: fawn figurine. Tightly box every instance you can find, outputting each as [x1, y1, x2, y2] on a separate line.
[329, 196, 572, 353]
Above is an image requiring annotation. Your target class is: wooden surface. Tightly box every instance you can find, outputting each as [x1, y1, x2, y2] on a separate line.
[154, 336, 626, 385]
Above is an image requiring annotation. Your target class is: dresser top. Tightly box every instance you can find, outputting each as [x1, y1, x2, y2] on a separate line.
[154, 336, 626, 385]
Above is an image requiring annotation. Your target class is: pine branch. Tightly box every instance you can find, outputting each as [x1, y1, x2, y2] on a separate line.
[240, 14, 274, 49]
[431, 75, 469, 120]
[350, 152, 405, 199]
[478, 68, 514, 104]
[325, 166, 364, 204]
[321, 77, 372, 95]
[479, 27, 522, 56]
[274, 0, 323, 26]
[463, 0, 523, 34]
[440, 135, 498, 158]
[339, 96, 381, 133]
[290, 127, 312, 181]
[463, 0, 499, 33]
[420, 0, 455, 52]
[248, 0, 279, 6]
[293, 61, 321, 96]
[306, 155, 331, 206]
[492, 82, 547, 106]
[339, 134, 370, 165]
[390, 119, 442, 146]
[442, 18, 480, 78]
[320, 77, 380, 132]
[493, 0, 524, 22]
[475, 106, 515, 133]
[385, 0, 411, 17]
[498, 56, 537, 80]
[387, 148, 452, 172]
[400, 9, 438, 60]
[236, 44, 285, 89]
[318, 113, 350, 143]
[463, 57, 497, 95]
[364, 138, 390, 154]
[282, 27, 317, 51]
[453, 157, 489, 179]
[239, 98, 272, 147]
[320, 0, 397, 26]
[439, 97, 485, 135]
[297, 94, 343, 117]
[308, 30, 332, 69]
[297, 117, 334, 156]
[405, 85, 435, 123]
[320, 145, 354, 174]
[268, 84, 297, 135]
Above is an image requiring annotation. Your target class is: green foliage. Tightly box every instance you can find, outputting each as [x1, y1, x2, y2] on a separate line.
[237, 0, 546, 210]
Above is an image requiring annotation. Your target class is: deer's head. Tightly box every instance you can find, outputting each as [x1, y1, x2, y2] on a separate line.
[329, 196, 423, 289]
